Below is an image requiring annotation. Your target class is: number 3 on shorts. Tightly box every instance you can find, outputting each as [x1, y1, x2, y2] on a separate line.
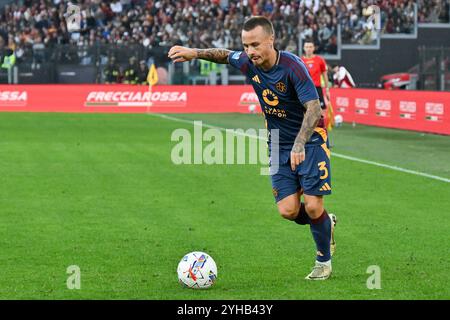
[318, 161, 328, 179]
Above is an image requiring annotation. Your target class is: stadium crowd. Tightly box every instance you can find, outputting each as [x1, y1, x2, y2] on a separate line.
[418, 0, 450, 23]
[1, 0, 448, 58]
[340, 0, 416, 45]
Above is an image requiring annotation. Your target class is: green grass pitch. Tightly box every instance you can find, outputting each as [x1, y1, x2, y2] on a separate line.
[0, 112, 449, 299]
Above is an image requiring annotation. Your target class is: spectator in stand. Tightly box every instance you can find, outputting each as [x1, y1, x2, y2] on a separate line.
[103, 56, 121, 84]
[137, 60, 150, 85]
[123, 56, 139, 84]
[418, 0, 450, 23]
[339, 0, 417, 45]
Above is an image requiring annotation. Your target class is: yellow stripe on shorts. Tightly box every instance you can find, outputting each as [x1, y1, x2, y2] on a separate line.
[321, 143, 331, 159]
[314, 128, 328, 143]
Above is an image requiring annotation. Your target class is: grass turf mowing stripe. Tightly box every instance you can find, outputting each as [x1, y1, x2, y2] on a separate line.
[0, 112, 449, 299]
[148, 113, 450, 184]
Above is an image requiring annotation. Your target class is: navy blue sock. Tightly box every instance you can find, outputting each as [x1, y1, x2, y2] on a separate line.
[309, 210, 331, 262]
[294, 202, 310, 225]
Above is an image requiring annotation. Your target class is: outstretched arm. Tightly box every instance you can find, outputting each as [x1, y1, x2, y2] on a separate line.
[290, 99, 322, 171]
[168, 46, 231, 64]
[195, 49, 231, 64]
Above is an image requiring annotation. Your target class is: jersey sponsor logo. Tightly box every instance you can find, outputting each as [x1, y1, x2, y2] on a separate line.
[252, 75, 261, 84]
[264, 106, 286, 118]
[0, 91, 28, 106]
[262, 89, 279, 107]
[275, 82, 287, 93]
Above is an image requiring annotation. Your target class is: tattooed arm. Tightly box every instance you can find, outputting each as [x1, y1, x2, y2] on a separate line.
[195, 48, 231, 64]
[290, 99, 322, 171]
[168, 46, 231, 64]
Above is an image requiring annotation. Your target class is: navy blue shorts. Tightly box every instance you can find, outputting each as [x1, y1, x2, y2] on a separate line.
[270, 131, 331, 203]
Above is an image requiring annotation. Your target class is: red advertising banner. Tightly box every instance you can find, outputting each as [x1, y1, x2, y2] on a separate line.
[0, 85, 449, 135]
[331, 88, 450, 135]
[0, 84, 256, 114]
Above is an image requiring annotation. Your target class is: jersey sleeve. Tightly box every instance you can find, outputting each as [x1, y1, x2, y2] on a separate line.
[227, 51, 250, 75]
[290, 62, 320, 105]
[319, 57, 327, 73]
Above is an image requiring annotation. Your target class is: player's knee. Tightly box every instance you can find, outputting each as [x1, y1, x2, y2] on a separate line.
[278, 204, 299, 221]
[304, 201, 323, 219]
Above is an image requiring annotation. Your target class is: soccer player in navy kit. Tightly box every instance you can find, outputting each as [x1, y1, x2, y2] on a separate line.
[168, 16, 337, 280]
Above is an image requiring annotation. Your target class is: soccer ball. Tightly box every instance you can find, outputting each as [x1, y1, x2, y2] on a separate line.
[177, 251, 217, 289]
[248, 104, 257, 113]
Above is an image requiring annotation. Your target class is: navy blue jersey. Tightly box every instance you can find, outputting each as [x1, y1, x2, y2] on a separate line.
[228, 50, 323, 150]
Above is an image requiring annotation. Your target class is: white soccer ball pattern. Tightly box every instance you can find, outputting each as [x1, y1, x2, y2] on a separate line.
[177, 251, 218, 289]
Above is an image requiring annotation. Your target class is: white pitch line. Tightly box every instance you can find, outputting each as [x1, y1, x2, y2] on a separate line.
[330, 153, 450, 183]
[149, 113, 450, 184]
